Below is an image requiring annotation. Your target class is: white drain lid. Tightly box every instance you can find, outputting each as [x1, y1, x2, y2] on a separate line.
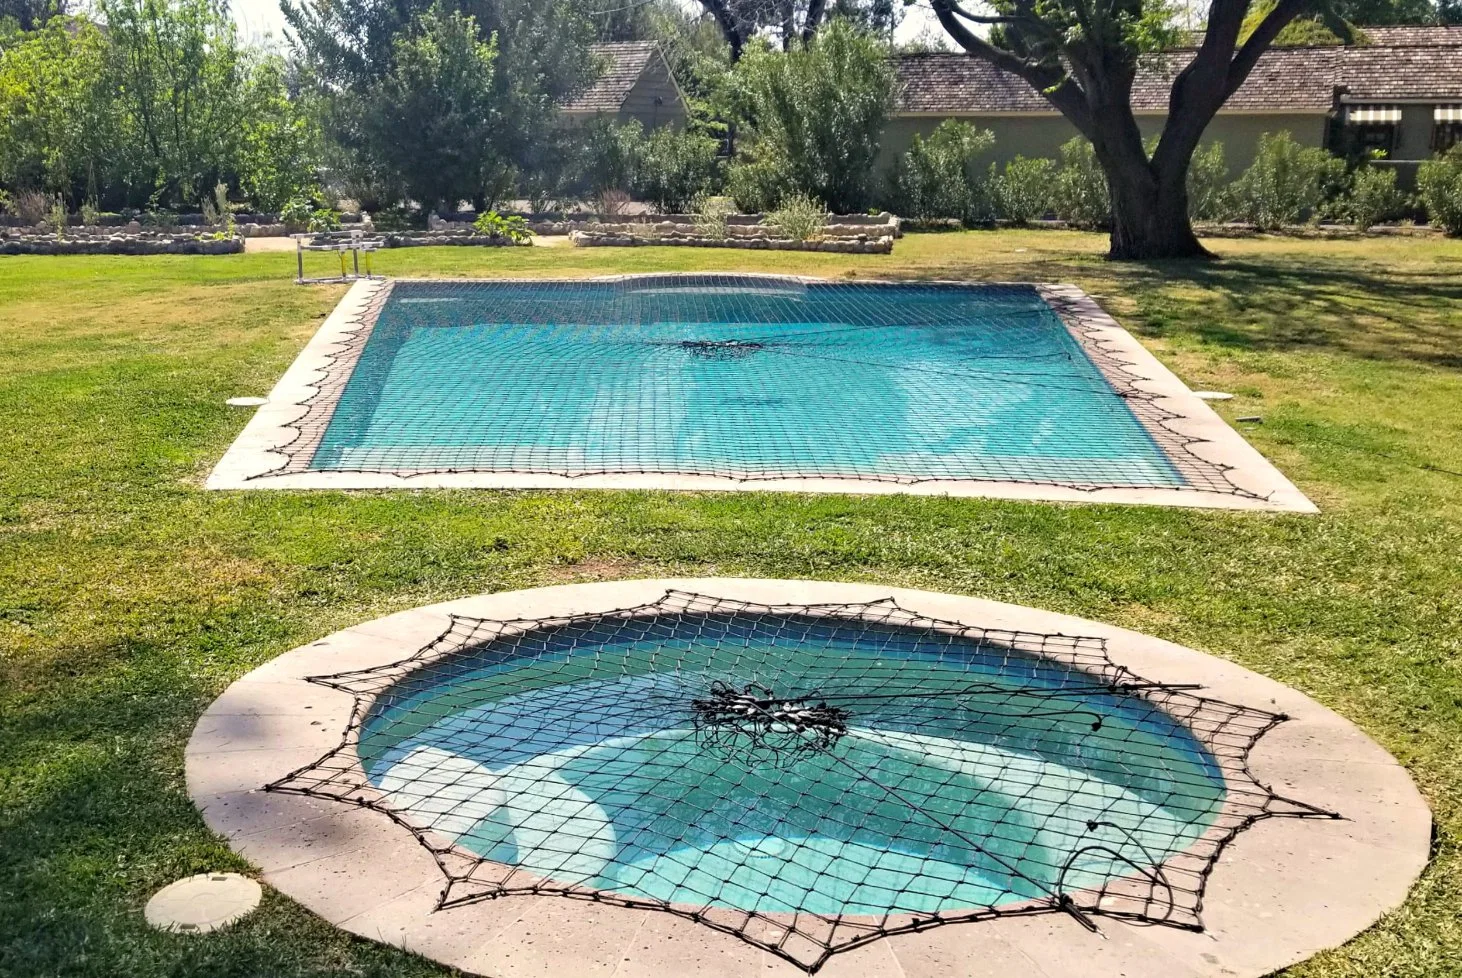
[226, 396, 268, 407]
[144, 873, 261, 933]
[1193, 391, 1234, 401]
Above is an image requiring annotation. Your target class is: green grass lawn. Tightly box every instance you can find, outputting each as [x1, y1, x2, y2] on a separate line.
[2, 230, 1461, 977]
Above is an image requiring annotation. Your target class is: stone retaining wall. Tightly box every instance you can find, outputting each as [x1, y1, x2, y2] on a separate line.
[1, 224, 242, 255]
[309, 229, 528, 248]
[567, 217, 897, 253]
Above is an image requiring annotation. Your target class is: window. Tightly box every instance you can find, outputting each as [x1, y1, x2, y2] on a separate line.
[1436, 124, 1462, 153]
[1351, 123, 1398, 157]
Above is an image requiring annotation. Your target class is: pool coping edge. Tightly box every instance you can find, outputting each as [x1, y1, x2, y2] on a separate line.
[205, 275, 1317, 513]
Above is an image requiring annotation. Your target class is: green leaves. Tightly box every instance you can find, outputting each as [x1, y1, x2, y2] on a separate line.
[725, 20, 894, 214]
[356, 5, 501, 210]
[1417, 146, 1462, 236]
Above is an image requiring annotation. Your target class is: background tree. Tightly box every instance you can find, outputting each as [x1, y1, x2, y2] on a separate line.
[0, 0, 66, 32]
[102, 0, 255, 207]
[726, 19, 893, 212]
[355, 6, 499, 210]
[696, 0, 897, 59]
[284, 0, 597, 209]
[0, 15, 112, 199]
[927, 0, 1371, 259]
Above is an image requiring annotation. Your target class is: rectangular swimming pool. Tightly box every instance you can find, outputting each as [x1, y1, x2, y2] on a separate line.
[210, 275, 1314, 512]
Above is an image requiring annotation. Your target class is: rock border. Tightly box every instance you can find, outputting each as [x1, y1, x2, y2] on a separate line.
[1, 223, 242, 255]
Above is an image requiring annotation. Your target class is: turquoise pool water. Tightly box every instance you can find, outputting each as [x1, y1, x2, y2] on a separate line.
[311, 278, 1185, 487]
[358, 613, 1226, 916]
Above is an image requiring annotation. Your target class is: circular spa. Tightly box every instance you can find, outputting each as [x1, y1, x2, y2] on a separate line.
[188, 581, 1430, 978]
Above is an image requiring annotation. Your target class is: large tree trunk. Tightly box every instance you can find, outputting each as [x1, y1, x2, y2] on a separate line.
[1105, 164, 1209, 261]
[1090, 112, 1210, 261]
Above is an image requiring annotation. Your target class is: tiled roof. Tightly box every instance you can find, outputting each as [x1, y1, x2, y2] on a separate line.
[1337, 44, 1462, 101]
[561, 42, 659, 113]
[1361, 25, 1462, 46]
[894, 27, 1462, 115]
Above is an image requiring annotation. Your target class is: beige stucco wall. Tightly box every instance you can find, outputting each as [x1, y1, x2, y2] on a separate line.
[879, 111, 1330, 175]
[619, 64, 687, 130]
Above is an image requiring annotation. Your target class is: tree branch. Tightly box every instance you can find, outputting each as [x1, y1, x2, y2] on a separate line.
[929, 0, 1094, 134]
[1226, 0, 1311, 96]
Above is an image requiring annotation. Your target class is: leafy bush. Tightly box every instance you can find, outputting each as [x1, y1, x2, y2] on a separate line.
[763, 193, 827, 242]
[1343, 164, 1411, 231]
[1051, 138, 1110, 229]
[1231, 131, 1346, 230]
[636, 125, 720, 214]
[280, 195, 316, 230]
[577, 118, 643, 197]
[79, 197, 101, 225]
[992, 156, 1054, 225]
[472, 209, 531, 242]
[1187, 142, 1232, 222]
[693, 195, 736, 240]
[1418, 146, 1462, 236]
[725, 21, 894, 214]
[888, 120, 996, 225]
[307, 208, 341, 233]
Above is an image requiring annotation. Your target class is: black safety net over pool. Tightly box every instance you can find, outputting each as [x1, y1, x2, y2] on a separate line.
[268, 591, 1335, 972]
[266, 276, 1257, 497]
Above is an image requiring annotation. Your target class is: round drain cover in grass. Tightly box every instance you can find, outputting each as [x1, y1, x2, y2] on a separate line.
[1193, 391, 1234, 401]
[226, 396, 268, 407]
[145, 873, 261, 933]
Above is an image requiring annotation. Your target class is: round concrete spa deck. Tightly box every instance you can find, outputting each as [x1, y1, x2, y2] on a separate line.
[187, 579, 1430, 978]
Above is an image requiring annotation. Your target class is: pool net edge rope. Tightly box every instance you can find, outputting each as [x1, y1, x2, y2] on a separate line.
[251, 274, 1265, 501]
[264, 590, 1338, 974]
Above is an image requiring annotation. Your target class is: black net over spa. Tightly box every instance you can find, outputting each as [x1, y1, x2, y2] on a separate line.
[267, 591, 1337, 972]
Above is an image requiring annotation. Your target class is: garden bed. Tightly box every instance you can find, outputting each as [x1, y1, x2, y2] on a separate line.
[0, 224, 242, 255]
[565, 214, 898, 252]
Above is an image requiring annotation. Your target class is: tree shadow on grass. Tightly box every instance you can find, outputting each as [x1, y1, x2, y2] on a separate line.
[893, 248, 1462, 370]
[1100, 257, 1462, 370]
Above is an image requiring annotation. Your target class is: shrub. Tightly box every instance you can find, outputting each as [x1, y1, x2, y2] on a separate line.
[307, 208, 341, 233]
[693, 195, 736, 240]
[1418, 146, 1462, 236]
[1343, 164, 1411, 231]
[636, 125, 720, 214]
[1187, 142, 1232, 222]
[48, 194, 66, 238]
[725, 21, 894, 214]
[889, 120, 996, 225]
[79, 197, 102, 226]
[577, 119, 643, 198]
[764, 193, 827, 242]
[472, 209, 530, 242]
[1231, 131, 1346, 230]
[0, 190, 10, 216]
[1051, 138, 1111, 229]
[280, 194, 316, 230]
[11, 188, 49, 225]
[992, 156, 1054, 225]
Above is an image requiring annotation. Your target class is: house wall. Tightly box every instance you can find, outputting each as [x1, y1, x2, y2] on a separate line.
[619, 64, 687, 130]
[878, 111, 1329, 174]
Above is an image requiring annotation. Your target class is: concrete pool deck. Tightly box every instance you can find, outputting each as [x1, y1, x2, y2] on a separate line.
[187, 578, 1428, 978]
[206, 275, 1317, 512]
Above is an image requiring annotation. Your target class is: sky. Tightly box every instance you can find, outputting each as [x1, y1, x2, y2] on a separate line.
[230, 0, 949, 49]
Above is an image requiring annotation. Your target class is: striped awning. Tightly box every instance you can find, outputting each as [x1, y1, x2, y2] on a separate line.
[1437, 105, 1462, 123]
[1345, 104, 1402, 124]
